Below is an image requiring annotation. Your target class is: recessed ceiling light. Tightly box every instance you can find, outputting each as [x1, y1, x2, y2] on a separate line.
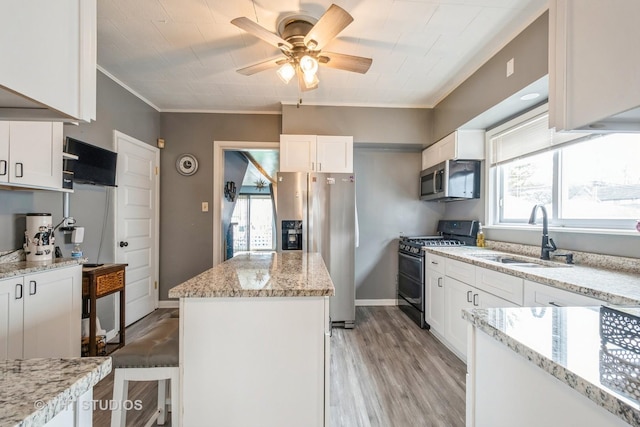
[520, 93, 540, 101]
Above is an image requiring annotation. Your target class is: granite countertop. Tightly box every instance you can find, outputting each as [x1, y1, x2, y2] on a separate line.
[0, 258, 84, 281]
[464, 306, 640, 426]
[0, 357, 112, 427]
[425, 246, 640, 305]
[168, 251, 335, 298]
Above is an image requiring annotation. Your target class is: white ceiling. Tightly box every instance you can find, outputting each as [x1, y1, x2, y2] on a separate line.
[97, 0, 547, 113]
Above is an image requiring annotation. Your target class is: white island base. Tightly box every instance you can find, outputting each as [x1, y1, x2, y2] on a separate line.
[179, 296, 330, 427]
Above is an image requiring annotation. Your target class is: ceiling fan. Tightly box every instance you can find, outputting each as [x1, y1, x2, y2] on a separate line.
[231, 4, 373, 91]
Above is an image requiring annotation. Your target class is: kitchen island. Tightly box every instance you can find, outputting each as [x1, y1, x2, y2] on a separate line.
[464, 306, 639, 427]
[0, 357, 111, 427]
[168, 251, 334, 427]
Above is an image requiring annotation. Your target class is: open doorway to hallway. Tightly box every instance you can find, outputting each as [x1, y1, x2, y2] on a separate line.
[213, 141, 280, 265]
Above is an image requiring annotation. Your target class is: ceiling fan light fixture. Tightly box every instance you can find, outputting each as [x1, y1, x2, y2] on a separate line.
[303, 72, 319, 88]
[277, 62, 296, 84]
[299, 55, 319, 76]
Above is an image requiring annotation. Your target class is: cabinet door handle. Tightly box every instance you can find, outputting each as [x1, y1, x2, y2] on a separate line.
[318, 162, 322, 172]
[15, 284, 23, 299]
[437, 277, 443, 287]
[473, 293, 479, 307]
[311, 162, 315, 171]
[466, 290, 472, 303]
[0, 160, 7, 176]
[29, 280, 37, 295]
[549, 301, 563, 307]
[15, 162, 24, 178]
[431, 261, 438, 265]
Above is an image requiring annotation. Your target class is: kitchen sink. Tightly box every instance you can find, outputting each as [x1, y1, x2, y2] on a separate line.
[469, 253, 570, 268]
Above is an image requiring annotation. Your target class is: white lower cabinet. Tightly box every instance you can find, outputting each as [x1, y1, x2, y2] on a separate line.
[0, 265, 81, 360]
[444, 276, 516, 360]
[523, 280, 604, 307]
[444, 276, 474, 359]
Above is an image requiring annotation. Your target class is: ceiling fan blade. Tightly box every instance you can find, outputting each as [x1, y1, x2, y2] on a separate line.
[237, 56, 289, 76]
[304, 4, 354, 50]
[231, 17, 293, 51]
[318, 52, 372, 74]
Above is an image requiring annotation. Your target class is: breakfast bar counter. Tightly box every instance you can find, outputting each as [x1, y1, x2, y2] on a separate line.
[0, 357, 111, 427]
[168, 251, 334, 427]
[464, 306, 639, 427]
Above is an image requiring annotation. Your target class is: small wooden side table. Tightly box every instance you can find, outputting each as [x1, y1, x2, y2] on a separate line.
[82, 263, 127, 356]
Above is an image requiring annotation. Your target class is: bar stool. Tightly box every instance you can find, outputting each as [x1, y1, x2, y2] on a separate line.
[110, 317, 180, 427]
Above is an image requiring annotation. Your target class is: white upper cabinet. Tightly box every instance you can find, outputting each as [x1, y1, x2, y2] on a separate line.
[0, 0, 96, 122]
[549, 0, 640, 132]
[1, 122, 63, 190]
[280, 134, 353, 173]
[421, 130, 484, 170]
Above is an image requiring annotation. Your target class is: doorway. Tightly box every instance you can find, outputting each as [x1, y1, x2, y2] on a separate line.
[213, 141, 279, 266]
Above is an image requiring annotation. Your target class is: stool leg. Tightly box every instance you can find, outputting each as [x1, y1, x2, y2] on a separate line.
[170, 370, 180, 427]
[158, 379, 167, 425]
[110, 370, 129, 427]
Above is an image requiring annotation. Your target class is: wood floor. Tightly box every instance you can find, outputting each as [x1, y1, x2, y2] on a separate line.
[92, 306, 466, 427]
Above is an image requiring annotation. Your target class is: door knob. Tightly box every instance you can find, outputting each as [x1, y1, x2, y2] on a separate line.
[119, 241, 129, 247]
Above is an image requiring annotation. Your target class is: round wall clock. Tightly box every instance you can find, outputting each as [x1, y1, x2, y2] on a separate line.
[176, 154, 198, 176]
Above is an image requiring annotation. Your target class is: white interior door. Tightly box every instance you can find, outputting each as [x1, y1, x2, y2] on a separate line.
[115, 131, 159, 325]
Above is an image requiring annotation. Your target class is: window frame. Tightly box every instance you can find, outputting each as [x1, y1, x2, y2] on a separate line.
[486, 104, 640, 231]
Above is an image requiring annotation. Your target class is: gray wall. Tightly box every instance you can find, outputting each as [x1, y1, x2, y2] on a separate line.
[432, 11, 549, 142]
[158, 113, 281, 300]
[354, 148, 444, 300]
[282, 105, 432, 146]
[0, 71, 160, 258]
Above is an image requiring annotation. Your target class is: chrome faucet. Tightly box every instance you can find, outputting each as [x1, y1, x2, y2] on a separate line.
[528, 204, 556, 260]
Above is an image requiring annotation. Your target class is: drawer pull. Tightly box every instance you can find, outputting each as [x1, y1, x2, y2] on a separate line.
[15, 284, 23, 299]
[549, 301, 563, 307]
[467, 290, 472, 303]
[431, 261, 439, 265]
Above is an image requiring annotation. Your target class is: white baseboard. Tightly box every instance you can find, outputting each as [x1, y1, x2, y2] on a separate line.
[158, 300, 179, 309]
[355, 299, 398, 306]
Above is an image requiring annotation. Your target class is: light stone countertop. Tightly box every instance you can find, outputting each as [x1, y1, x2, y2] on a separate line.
[168, 251, 335, 298]
[424, 246, 640, 305]
[0, 258, 84, 280]
[0, 357, 112, 427]
[464, 306, 640, 426]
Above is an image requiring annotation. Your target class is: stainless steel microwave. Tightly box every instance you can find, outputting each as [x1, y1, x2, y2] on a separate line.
[420, 159, 481, 202]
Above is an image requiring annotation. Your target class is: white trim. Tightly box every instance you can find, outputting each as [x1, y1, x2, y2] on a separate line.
[162, 108, 282, 115]
[484, 224, 640, 237]
[355, 299, 398, 307]
[158, 300, 180, 309]
[97, 66, 161, 112]
[212, 140, 280, 266]
[280, 101, 433, 109]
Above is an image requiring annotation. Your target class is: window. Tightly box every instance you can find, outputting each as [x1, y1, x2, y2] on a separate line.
[230, 194, 275, 255]
[489, 105, 640, 229]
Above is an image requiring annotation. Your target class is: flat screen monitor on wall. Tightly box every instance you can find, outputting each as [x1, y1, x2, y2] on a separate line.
[65, 137, 118, 187]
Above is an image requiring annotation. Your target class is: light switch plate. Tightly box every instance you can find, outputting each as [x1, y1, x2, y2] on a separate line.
[506, 58, 514, 77]
[202, 202, 209, 212]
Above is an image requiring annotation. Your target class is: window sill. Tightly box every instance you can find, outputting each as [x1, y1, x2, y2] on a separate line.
[484, 224, 640, 237]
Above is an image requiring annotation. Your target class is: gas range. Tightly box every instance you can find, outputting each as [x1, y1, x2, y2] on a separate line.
[399, 220, 479, 257]
[397, 220, 479, 329]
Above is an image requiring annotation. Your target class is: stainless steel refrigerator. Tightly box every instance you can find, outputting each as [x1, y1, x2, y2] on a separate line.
[275, 172, 356, 328]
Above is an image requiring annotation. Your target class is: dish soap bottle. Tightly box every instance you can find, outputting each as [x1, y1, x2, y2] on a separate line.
[476, 223, 485, 247]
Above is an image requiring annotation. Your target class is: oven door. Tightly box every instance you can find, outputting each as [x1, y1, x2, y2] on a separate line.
[397, 252, 423, 308]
